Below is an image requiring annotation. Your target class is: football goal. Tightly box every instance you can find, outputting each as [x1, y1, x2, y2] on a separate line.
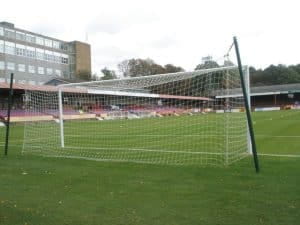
[22, 65, 252, 166]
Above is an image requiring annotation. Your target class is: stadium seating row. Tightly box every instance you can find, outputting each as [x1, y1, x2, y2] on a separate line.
[0, 108, 201, 123]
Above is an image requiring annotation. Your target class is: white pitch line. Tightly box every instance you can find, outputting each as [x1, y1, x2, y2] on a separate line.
[256, 135, 300, 138]
[259, 153, 300, 158]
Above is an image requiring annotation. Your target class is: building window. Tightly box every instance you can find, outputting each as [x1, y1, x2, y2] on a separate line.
[0, 61, 4, 70]
[38, 67, 44, 75]
[4, 29, 15, 39]
[16, 44, 26, 56]
[7, 62, 15, 71]
[36, 48, 44, 60]
[18, 64, 26, 72]
[36, 37, 44, 46]
[16, 32, 26, 41]
[69, 56, 75, 64]
[60, 43, 68, 51]
[28, 65, 35, 74]
[0, 40, 4, 53]
[55, 69, 62, 76]
[53, 52, 61, 63]
[26, 34, 35, 43]
[0, 27, 3, 36]
[61, 54, 69, 64]
[26, 46, 36, 58]
[5, 41, 15, 55]
[45, 50, 53, 61]
[44, 39, 52, 48]
[46, 68, 53, 75]
[53, 41, 60, 49]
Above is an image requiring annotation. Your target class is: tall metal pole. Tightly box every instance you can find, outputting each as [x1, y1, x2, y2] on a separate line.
[233, 36, 260, 173]
[58, 88, 65, 148]
[245, 66, 252, 154]
[4, 73, 14, 156]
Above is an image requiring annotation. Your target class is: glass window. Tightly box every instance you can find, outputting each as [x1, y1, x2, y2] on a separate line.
[36, 48, 44, 60]
[26, 46, 36, 58]
[45, 50, 53, 61]
[60, 43, 68, 51]
[5, 41, 15, 55]
[16, 32, 26, 41]
[16, 44, 26, 56]
[61, 54, 69, 64]
[0, 40, 4, 53]
[53, 41, 60, 49]
[18, 64, 26, 72]
[38, 66, 44, 75]
[0, 27, 3, 36]
[4, 29, 15, 39]
[55, 69, 62, 76]
[0, 78, 5, 82]
[44, 39, 52, 48]
[26, 34, 35, 43]
[7, 62, 15, 70]
[53, 52, 61, 63]
[0, 61, 4, 70]
[46, 68, 53, 75]
[69, 56, 75, 64]
[36, 37, 44, 45]
[28, 65, 35, 74]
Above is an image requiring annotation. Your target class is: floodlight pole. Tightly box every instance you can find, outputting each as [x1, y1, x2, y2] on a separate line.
[58, 88, 65, 148]
[233, 36, 260, 173]
[4, 73, 14, 156]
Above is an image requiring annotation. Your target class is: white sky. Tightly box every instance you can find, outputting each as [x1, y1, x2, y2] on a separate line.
[2, 0, 300, 74]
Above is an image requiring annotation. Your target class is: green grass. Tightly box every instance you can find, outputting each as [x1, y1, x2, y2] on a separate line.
[0, 110, 300, 225]
[23, 113, 249, 165]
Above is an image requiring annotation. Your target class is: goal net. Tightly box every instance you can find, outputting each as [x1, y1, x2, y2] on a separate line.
[23, 66, 251, 166]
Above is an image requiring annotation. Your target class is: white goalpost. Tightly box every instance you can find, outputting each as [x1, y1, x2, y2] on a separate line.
[22, 66, 251, 166]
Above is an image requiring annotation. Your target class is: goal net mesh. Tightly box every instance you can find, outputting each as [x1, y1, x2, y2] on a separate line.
[23, 66, 250, 166]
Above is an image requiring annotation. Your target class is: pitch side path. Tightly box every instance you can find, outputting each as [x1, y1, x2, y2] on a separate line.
[0, 110, 299, 225]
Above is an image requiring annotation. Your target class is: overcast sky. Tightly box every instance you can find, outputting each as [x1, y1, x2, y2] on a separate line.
[2, 0, 300, 74]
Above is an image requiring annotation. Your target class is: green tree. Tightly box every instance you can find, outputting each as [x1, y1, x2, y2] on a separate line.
[195, 60, 219, 70]
[101, 67, 117, 80]
[118, 58, 185, 77]
[250, 64, 300, 86]
[118, 58, 165, 77]
[164, 64, 185, 73]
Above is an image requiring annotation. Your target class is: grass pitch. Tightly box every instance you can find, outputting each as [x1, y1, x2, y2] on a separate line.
[0, 110, 300, 225]
[23, 112, 248, 165]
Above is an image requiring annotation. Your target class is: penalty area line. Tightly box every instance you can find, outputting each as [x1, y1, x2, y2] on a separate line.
[258, 153, 300, 158]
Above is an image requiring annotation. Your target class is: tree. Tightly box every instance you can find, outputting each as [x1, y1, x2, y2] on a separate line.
[195, 60, 219, 70]
[118, 58, 185, 77]
[118, 58, 164, 77]
[101, 67, 117, 80]
[118, 60, 131, 77]
[164, 64, 185, 73]
[250, 64, 300, 86]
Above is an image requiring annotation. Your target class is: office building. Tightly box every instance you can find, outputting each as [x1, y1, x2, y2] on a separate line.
[0, 22, 91, 85]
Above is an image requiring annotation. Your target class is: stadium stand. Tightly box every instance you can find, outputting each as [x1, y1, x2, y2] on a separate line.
[1, 82, 300, 122]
